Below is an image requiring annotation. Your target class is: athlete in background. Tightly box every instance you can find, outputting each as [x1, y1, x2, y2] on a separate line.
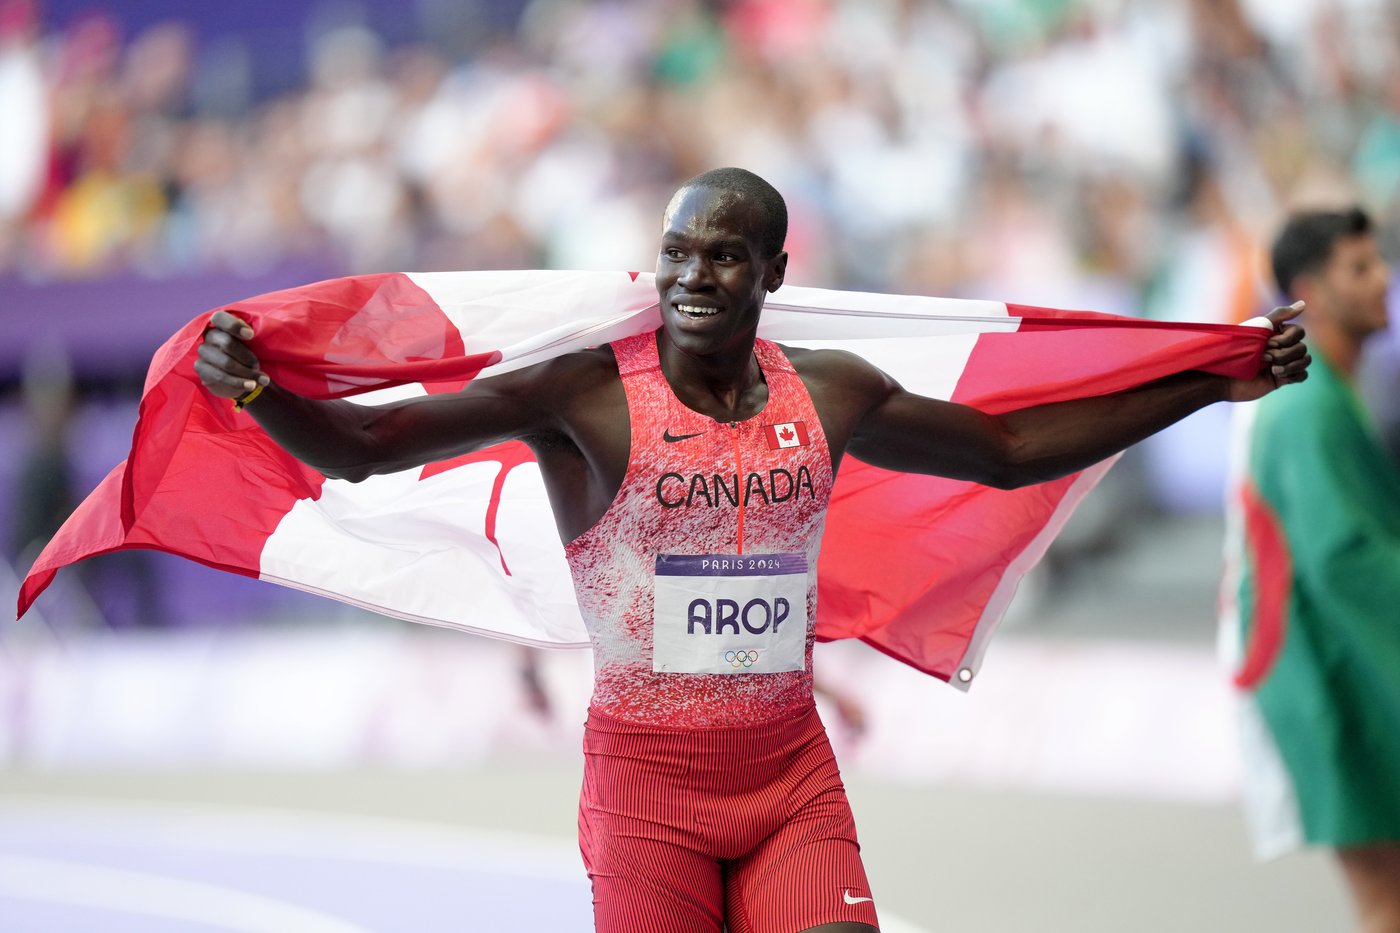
[1226, 207, 1399, 933]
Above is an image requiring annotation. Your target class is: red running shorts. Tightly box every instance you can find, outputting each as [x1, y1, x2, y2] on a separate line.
[578, 703, 878, 932]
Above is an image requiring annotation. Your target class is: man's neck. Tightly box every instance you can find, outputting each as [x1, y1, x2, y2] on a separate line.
[656, 331, 767, 422]
[1311, 325, 1365, 380]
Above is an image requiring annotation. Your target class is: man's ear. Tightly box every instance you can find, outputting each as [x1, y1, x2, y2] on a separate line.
[766, 251, 788, 293]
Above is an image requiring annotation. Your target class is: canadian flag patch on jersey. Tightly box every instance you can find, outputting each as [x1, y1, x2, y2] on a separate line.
[764, 421, 810, 450]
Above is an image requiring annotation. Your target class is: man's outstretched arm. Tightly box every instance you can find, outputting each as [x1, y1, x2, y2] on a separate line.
[843, 302, 1311, 489]
[195, 310, 555, 482]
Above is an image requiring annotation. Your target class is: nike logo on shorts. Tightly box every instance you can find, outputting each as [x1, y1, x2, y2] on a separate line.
[843, 889, 874, 905]
[662, 429, 705, 443]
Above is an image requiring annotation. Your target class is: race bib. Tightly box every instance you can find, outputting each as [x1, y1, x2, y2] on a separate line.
[652, 553, 809, 675]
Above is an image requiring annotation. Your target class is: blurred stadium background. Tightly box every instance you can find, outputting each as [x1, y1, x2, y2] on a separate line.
[4, 0, 1397, 928]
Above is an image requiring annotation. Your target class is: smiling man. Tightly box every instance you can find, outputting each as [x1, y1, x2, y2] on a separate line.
[197, 167, 1310, 933]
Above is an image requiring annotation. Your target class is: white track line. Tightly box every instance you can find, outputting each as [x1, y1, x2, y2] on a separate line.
[0, 852, 372, 933]
[0, 794, 583, 877]
[0, 795, 932, 932]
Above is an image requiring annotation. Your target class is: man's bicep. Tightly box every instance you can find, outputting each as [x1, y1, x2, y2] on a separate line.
[846, 388, 1011, 483]
[359, 375, 554, 471]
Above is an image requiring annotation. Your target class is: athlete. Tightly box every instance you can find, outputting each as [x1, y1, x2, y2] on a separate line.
[195, 168, 1310, 933]
[1225, 207, 1399, 933]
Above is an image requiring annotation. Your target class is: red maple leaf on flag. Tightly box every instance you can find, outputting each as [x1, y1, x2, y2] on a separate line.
[779, 426, 794, 442]
[416, 377, 537, 576]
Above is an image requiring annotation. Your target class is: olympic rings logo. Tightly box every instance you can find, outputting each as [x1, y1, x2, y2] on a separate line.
[725, 650, 760, 669]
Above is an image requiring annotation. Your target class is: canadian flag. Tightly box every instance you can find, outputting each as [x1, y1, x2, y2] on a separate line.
[17, 270, 1272, 689]
[765, 421, 810, 449]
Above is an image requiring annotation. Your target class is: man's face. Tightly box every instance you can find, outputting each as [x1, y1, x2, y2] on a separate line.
[654, 185, 786, 358]
[1315, 233, 1390, 339]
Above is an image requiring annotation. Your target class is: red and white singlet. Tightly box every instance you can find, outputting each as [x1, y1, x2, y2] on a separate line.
[563, 330, 834, 728]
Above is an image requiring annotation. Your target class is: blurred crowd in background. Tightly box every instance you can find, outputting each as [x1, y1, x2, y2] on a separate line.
[6, 0, 1399, 299]
[3, 0, 1398, 626]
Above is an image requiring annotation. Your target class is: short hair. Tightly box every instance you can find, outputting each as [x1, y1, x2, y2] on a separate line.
[1270, 206, 1373, 298]
[677, 167, 788, 258]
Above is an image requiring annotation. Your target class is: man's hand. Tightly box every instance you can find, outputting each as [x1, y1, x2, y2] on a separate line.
[1224, 300, 1311, 403]
[195, 310, 269, 399]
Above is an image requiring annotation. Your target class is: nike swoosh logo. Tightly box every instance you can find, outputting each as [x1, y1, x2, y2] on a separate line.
[662, 430, 705, 443]
[843, 890, 874, 905]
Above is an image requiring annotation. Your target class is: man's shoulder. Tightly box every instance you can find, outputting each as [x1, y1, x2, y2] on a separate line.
[1250, 367, 1384, 484]
[777, 344, 893, 402]
[1254, 364, 1346, 434]
[778, 344, 883, 383]
[488, 345, 621, 398]
[544, 344, 622, 381]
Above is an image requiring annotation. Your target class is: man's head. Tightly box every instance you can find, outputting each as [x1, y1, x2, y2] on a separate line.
[655, 168, 789, 358]
[1271, 207, 1390, 343]
[668, 167, 789, 259]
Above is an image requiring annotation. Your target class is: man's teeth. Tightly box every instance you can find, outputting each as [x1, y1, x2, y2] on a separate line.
[678, 305, 719, 318]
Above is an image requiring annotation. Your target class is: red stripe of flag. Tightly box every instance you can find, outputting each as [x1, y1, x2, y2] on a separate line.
[18, 273, 499, 618]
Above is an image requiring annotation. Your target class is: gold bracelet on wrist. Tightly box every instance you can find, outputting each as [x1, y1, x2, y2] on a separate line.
[233, 382, 265, 411]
